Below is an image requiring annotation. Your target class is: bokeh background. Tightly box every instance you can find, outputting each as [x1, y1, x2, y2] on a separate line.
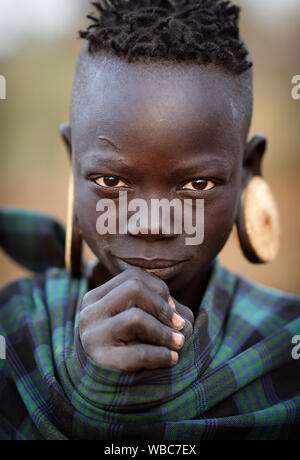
[0, 0, 299, 294]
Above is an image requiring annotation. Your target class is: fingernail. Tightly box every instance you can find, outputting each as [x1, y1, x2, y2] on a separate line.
[173, 332, 185, 348]
[168, 296, 176, 310]
[172, 313, 185, 330]
[171, 351, 178, 364]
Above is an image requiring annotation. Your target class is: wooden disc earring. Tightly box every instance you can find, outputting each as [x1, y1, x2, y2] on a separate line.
[236, 176, 280, 263]
[65, 172, 83, 277]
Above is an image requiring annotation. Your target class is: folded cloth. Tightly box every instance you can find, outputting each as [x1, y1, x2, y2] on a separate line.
[0, 210, 299, 440]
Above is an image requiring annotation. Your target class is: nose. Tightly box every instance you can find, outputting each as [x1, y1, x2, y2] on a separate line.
[128, 225, 178, 241]
[125, 196, 181, 241]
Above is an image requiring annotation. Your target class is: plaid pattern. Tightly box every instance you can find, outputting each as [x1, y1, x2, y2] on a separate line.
[0, 210, 299, 440]
[0, 209, 65, 273]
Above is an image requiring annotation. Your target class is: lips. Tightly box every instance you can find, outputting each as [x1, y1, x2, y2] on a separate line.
[113, 256, 189, 280]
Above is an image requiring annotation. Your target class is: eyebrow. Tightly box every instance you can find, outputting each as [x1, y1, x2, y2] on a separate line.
[82, 152, 233, 181]
[81, 154, 136, 176]
[169, 157, 234, 177]
[96, 137, 235, 174]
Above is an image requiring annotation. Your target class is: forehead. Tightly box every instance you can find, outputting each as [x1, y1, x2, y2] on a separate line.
[71, 52, 248, 156]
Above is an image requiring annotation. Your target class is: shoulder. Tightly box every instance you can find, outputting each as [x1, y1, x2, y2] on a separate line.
[0, 273, 47, 338]
[226, 266, 300, 329]
[0, 273, 45, 302]
[0, 267, 86, 304]
[0, 273, 46, 315]
[0, 268, 88, 333]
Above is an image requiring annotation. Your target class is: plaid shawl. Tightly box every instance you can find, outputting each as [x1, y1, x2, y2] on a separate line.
[0, 209, 299, 440]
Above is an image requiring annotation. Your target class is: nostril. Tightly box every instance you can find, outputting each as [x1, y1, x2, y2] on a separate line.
[127, 220, 179, 239]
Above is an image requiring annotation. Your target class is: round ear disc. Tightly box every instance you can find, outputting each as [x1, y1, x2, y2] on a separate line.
[236, 176, 280, 264]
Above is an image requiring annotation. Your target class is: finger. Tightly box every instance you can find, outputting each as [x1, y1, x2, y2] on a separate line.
[94, 344, 178, 372]
[82, 307, 185, 351]
[168, 296, 194, 330]
[81, 279, 185, 331]
[168, 296, 176, 310]
[111, 308, 185, 351]
[82, 266, 170, 309]
[171, 298, 194, 340]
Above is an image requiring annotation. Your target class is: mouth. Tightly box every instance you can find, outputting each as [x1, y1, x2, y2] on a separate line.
[113, 256, 189, 280]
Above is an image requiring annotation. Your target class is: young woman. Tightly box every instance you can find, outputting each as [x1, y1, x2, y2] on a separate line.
[0, 0, 299, 440]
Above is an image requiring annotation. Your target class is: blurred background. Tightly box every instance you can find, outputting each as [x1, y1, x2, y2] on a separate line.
[0, 0, 299, 294]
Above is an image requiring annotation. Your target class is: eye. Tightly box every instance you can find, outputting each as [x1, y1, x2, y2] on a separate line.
[181, 179, 216, 192]
[94, 176, 129, 188]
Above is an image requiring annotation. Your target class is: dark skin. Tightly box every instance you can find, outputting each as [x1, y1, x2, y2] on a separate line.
[61, 51, 266, 372]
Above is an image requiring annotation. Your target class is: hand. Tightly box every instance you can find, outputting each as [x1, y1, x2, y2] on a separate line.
[79, 267, 194, 372]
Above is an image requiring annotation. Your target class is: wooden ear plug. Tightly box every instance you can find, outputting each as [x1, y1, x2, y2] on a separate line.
[236, 176, 280, 264]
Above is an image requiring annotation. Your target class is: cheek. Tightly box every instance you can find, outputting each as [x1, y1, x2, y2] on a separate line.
[74, 179, 126, 264]
[203, 191, 240, 252]
[183, 195, 238, 280]
[74, 180, 107, 253]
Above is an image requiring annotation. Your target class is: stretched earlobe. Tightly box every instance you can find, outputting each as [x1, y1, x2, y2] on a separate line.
[236, 134, 280, 263]
[60, 123, 72, 159]
[243, 134, 267, 179]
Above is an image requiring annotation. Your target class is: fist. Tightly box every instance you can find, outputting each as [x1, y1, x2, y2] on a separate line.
[79, 267, 194, 372]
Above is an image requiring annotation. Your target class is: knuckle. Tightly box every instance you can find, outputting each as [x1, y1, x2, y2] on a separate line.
[79, 329, 91, 351]
[160, 326, 173, 347]
[126, 267, 142, 278]
[127, 307, 143, 326]
[79, 308, 90, 330]
[182, 320, 193, 340]
[183, 307, 194, 325]
[156, 281, 170, 300]
[141, 271, 169, 300]
[156, 301, 173, 324]
[124, 267, 144, 285]
[81, 292, 92, 310]
[125, 278, 143, 296]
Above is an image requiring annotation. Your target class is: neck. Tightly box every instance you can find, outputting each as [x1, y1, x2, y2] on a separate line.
[172, 263, 214, 318]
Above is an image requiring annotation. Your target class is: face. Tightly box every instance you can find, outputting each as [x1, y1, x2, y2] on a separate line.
[68, 52, 255, 294]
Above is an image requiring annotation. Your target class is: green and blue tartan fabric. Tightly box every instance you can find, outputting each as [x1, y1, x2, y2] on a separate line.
[0, 209, 65, 273]
[0, 209, 299, 440]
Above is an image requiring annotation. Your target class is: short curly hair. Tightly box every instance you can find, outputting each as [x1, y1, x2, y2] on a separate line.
[79, 0, 252, 74]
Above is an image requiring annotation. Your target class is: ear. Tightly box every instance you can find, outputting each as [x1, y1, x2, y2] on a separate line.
[243, 134, 267, 185]
[60, 123, 72, 160]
